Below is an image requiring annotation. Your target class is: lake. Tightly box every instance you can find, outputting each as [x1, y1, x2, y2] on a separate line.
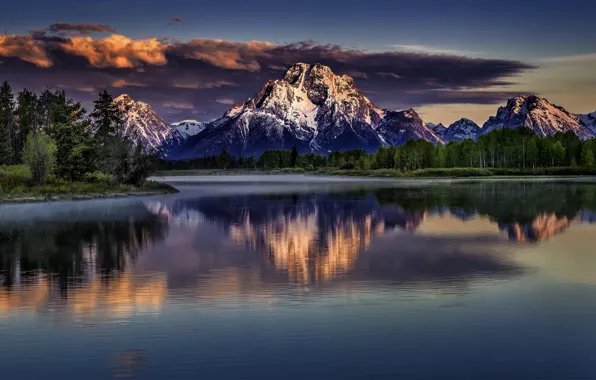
[2, 176, 596, 379]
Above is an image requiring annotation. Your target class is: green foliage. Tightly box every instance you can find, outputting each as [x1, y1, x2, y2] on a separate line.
[0, 165, 31, 191]
[406, 168, 493, 177]
[21, 133, 57, 185]
[90, 90, 123, 138]
[84, 171, 111, 184]
[581, 143, 595, 167]
[50, 121, 98, 180]
[0, 81, 15, 165]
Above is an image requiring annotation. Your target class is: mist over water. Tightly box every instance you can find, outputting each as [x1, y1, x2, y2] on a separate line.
[2, 178, 596, 379]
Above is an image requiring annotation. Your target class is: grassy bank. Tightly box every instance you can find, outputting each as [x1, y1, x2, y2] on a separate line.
[153, 166, 596, 179]
[1, 165, 178, 203]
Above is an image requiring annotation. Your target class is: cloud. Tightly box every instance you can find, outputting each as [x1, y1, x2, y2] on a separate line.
[48, 23, 116, 34]
[0, 31, 535, 122]
[61, 34, 168, 68]
[215, 98, 235, 105]
[391, 44, 482, 56]
[163, 101, 194, 109]
[171, 17, 184, 23]
[377, 72, 402, 79]
[171, 39, 275, 70]
[538, 53, 596, 64]
[0, 35, 52, 67]
[112, 79, 147, 88]
[173, 80, 235, 89]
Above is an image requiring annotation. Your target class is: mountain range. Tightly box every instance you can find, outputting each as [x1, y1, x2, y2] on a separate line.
[113, 63, 596, 158]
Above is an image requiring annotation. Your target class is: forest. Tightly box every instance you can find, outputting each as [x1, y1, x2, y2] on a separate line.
[0, 81, 166, 198]
[158, 127, 596, 175]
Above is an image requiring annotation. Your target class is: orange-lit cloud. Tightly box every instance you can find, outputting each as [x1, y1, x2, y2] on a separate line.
[112, 79, 148, 88]
[0, 34, 52, 67]
[61, 34, 167, 68]
[172, 39, 275, 71]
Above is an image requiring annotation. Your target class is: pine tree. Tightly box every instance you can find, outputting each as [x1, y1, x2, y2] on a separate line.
[91, 90, 123, 138]
[0, 81, 15, 164]
[581, 143, 595, 167]
[15, 88, 38, 161]
[290, 146, 298, 167]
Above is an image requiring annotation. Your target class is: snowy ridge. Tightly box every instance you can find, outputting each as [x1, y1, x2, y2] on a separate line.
[171, 120, 206, 138]
[443, 118, 481, 141]
[480, 95, 593, 139]
[578, 112, 596, 135]
[175, 63, 437, 158]
[114, 94, 183, 155]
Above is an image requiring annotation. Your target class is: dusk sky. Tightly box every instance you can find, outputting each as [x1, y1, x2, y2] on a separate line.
[1, 0, 595, 124]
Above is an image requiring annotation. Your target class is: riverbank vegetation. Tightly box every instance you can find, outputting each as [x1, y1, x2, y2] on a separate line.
[0, 81, 174, 201]
[156, 127, 596, 178]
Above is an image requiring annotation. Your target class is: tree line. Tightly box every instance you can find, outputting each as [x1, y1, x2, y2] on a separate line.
[0, 81, 151, 185]
[159, 127, 596, 171]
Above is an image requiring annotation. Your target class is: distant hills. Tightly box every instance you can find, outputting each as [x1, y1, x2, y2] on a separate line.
[114, 63, 596, 158]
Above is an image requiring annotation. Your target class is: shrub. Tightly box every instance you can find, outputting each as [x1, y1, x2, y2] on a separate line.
[21, 133, 57, 185]
[0, 165, 32, 191]
[84, 171, 111, 184]
[339, 162, 355, 170]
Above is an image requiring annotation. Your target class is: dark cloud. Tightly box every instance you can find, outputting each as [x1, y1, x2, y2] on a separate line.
[48, 23, 116, 34]
[171, 17, 184, 23]
[0, 32, 536, 122]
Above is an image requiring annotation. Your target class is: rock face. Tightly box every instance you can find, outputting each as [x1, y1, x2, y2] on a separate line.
[376, 109, 442, 146]
[176, 63, 440, 158]
[443, 118, 481, 141]
[114, 94, 182, 154]
[480, 95, 593, 139]
[428, 123, 447, 137]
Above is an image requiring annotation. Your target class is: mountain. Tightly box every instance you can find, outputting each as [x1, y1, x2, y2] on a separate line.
[175, 63, 441, 158]
[443, 118, 481, 141]
[428, 122, 447, 136]
[171, 120, 206, 138]
[578, 112, 596, 135]
[376, 109, 442, 146]
[114, 94, 182, 154]
[480, 95, 593, 139]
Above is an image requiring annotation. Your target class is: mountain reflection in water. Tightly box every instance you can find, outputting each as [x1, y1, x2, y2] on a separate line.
[0, 181, 595, 318]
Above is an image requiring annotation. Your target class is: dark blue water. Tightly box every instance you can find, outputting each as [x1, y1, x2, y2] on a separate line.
[2, 178, 596, 379]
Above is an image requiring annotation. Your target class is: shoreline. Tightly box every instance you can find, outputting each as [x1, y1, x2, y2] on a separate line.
[0, 182, 179, 205]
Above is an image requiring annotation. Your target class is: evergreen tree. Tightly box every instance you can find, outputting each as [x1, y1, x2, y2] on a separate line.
[90, 90, 123, 138]
[290, 146, 298, 167]
[51, 121, 97, 180]
[15, 88, 38, 160]
[90, 90, 127, 173]
[0, 81, 16, 164]
[581, 144, 595, 167]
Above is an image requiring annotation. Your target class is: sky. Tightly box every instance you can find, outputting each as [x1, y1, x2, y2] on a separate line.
[0, 0, 595, 125]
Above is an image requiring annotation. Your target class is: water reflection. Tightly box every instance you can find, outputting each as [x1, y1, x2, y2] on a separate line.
[0, 181, 595, 318]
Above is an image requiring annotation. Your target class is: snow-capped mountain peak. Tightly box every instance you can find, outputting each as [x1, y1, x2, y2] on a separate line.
[176, 62, 398, 157]
[114, 94, 182, 154]
[171, 120, 206, 138]
[480, 95, 592, 139]
[443, 118, 481, 141]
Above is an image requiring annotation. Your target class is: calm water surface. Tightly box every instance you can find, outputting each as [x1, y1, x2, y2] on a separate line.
[2, 177, 596, 379]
